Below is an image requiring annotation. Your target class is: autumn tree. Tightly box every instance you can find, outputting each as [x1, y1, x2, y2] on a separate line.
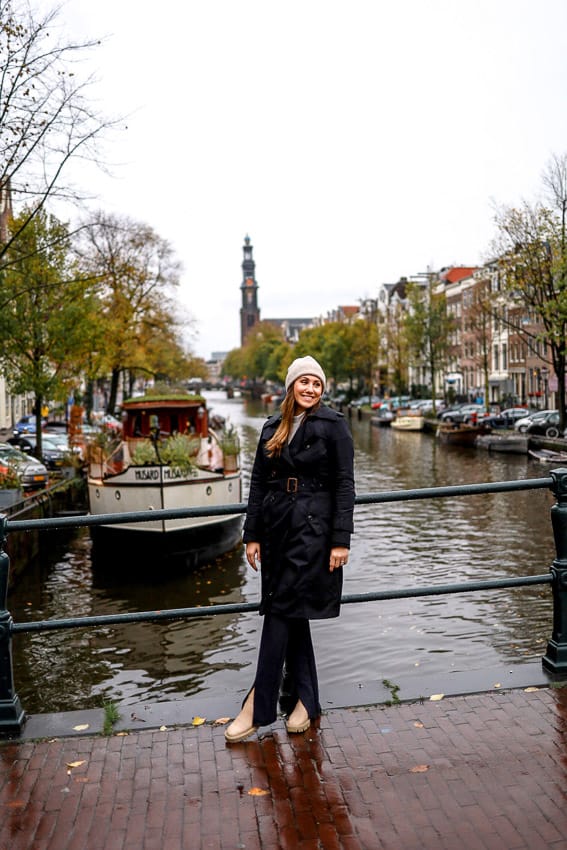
[243, 322, 289, 382]
[0, 207, 101, 454]
[77, 212, 183, 414]
[463, 277, 493, 409]
[0, 0, 115, 259]
[383, 301, 410, 397]
[492, 152, 567, 428]
[294, 323, 350, 391]
[404, 279, 455, 413]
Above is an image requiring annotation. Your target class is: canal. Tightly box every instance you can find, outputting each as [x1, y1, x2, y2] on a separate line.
[7, 392, 556, 714]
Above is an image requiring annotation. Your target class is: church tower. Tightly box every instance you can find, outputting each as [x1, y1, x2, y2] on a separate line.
[240, 235, 260, 345]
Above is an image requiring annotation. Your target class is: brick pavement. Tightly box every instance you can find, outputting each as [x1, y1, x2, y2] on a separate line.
[1, 686, 567, 850]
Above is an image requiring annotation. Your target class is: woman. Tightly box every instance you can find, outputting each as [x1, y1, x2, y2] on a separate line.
[225, 355, 355, 743]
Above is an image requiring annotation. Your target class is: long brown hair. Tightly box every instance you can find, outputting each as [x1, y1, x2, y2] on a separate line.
[265, 389, 296, 457]
[266, 386, 321, 457]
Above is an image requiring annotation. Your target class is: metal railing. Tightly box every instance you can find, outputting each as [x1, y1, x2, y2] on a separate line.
[2, 467, 567, 738]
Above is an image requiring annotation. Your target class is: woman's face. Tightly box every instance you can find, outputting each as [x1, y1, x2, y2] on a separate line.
[293, 374, 323, 412]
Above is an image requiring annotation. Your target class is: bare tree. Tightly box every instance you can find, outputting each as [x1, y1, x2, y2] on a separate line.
[492, 155, 567, 426]
[0, 0, 116, 259]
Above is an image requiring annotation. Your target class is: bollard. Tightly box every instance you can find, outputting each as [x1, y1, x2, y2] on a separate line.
[543, 468, 567, 676]
[0, 515, 25, 737]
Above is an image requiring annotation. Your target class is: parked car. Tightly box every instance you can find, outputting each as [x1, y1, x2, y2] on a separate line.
[438, 403, 486, 424]
[350, 395, 381, 408]
[514, 409, 557, 433]
[12, 414, 46, 436]
[497, 407, 531, 427]
[8, 434, 72, 471]
[0, 443, 48, 490]
[525, 411, 563, 438]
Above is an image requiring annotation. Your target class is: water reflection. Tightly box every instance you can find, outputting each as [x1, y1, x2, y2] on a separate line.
[8, 392, 556, 712]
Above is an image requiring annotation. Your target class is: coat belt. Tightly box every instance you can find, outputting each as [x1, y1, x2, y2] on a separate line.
[267, 476, 329, 493]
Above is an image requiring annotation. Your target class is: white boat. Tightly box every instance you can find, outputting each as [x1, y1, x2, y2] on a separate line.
[87, 395, 243, 566]
[390, 408, 425, 431]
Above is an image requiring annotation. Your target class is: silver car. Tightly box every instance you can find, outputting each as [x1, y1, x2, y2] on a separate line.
[514, 409, 556, 433]
[0, 443, 49, 490]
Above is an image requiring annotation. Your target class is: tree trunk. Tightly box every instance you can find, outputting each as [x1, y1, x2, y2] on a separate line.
[107, 368, 120, 415]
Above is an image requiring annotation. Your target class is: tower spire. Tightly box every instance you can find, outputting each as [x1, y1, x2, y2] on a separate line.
[240, 235, 260, 345]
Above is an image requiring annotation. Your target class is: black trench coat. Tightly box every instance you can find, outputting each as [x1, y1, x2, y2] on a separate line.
[243, 405, 355, 619]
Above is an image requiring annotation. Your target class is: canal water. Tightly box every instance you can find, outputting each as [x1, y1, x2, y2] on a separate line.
[8, 392, 556, 714]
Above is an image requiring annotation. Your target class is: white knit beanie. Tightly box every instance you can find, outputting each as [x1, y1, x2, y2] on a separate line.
[285, 356, 326, 392]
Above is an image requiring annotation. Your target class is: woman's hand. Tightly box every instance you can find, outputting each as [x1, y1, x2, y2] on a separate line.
[246, 542, 261, 571]
[329, 546, 349, 572]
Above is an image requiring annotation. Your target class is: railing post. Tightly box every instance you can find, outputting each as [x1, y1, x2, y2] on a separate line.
[543, 468, 567, 676]
[0, 514, 25, 737]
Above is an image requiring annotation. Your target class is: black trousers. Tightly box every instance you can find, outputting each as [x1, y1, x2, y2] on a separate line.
[251, 613, 321, 727]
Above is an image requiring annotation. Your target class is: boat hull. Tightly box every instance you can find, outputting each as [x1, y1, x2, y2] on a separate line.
[437, 423, 491, 446]
[88, 466, 243, 566]
[391, 415, 425, 431]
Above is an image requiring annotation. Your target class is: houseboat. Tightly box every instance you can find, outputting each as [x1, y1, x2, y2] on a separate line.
[87, 394, 243, 566]
[390, 408, 425, 431]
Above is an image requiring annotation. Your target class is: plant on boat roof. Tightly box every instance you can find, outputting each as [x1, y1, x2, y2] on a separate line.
[160, 434, 199, 474]
[130, 439, 158, 466]
[218, 422, 240, 455]
[130, 434, 199, 475]
[122, 388, 205, 405]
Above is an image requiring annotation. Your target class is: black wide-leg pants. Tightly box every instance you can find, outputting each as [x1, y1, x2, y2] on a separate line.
[251, 613, 321, 727]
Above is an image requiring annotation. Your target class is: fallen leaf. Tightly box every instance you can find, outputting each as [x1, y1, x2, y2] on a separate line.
[213, 717, 231, 726]
[248, 787, 269, 796]
[65, 760, 86, 769]
[410, 764, 430, 773]
[115, 731, 129, 737]
[429, 694, 444, 701]
[73, 724, 89, 732]
[159, 725, 168, 732]
[413, 721, 424, 728]
[524, 686, 540, 692]
[192, 716, 206, 726]
[493, 683, 501, 689]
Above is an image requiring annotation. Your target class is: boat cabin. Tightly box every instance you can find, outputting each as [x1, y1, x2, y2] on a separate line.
[121, 396, 209, 440]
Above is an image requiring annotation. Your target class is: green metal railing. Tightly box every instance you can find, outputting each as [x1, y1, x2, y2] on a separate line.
[2, 468, 567, 738]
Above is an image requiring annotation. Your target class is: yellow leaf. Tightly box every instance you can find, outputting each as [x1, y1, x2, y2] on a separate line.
[213, 717, 231, 726]
[413, 721, 424, 728]
[429, 693, 444, 701]
[524, 686, 540, 692]
[410, 764, 429, 773]
[159, 725, 168, 731]
[192, 716, 206, 726]
[493, 683, 501, 689]
[115, 731, 129, 737]
[66, 760, 86, 769]
[73, 724, 90, 731]
[248, 787, 269, 796]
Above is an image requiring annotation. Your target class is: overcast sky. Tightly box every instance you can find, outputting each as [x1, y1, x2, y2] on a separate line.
[45, 0, 567, 359]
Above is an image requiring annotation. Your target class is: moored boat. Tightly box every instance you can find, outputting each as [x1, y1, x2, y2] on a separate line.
[437, 421, 492, 447]
[528, 447, 567, 463]
[390, 408, 425, 431]
[87, 394, 243, 566]
[476, 434, 528, 454]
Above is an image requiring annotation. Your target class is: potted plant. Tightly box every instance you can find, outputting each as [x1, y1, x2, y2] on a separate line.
[219, 423, 240, 472]
[0, 464, 23, 509]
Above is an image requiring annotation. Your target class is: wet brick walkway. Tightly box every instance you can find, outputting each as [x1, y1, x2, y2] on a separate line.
[1, 687, 567, 849]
